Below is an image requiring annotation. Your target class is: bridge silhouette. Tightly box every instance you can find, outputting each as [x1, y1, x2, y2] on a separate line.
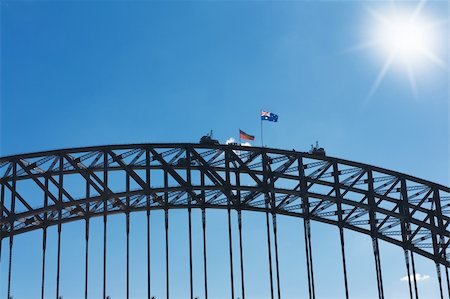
[0, 143, 449, 299]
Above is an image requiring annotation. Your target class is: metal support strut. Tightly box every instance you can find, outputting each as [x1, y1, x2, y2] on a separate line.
[304, 219, 316, 299]
[433, 190, 445, 299]
[7, 229, 13, 299]
[410, 251, 419, 299]
[266, 202, 275, 299]
[102, 207, 107, 298]
[333, 162, 349, 299]
[56, 210, 62, 298]
[225, 150, 235, 299]
[202, 208, 208, 299]
[445, 263, 450, 298]
[103, 153, 108, 299]
[436, 263, 444, 299]
[300, 157, 315, 299]
[228, 207, 235, 299]
[238, 210, 245, 299]
[41, 227, 47, 299]
[442, 230, 450, 298]
[368, 171, 384, 299]
[85, 178, 90, 299]
[56, 158, 63, 299]
[7, 163, 16, 299]
[372, 237, 384, 299]
[272, 213, 281, 299]
[41, 178, 49, 299]
[262, 152, 274, 299]
[146, 149, 151, 299]
[339, 227, 349, 299]
[404, 250, 414, 299]
[187, 149, 194, 299]
[147, 198, 151, 299]
[85, 219, 89, 299]
[126, 175, 130, 299]
[126, 213, 130, 299]
[165, 208, 169, 299]
[188, 207, 193, 299]
[400, 180, 415, 299]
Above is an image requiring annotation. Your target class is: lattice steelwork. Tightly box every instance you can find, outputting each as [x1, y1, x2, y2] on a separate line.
[0, 143, 449, 299]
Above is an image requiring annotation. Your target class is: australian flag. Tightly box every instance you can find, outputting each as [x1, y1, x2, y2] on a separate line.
[261, 111, 278, 122]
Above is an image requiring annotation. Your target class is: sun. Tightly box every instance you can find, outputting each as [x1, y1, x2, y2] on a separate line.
[358, 1, 446, 99]
[374, 12, 433, 65]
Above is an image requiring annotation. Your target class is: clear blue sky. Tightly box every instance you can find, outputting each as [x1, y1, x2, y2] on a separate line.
[0, 1, 448, 298]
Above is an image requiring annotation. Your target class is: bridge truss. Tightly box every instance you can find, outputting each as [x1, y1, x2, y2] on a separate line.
[0, 143, 449, 299]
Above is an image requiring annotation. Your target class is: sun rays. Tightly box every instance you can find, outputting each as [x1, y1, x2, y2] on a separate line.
[355, 0, 446, 101]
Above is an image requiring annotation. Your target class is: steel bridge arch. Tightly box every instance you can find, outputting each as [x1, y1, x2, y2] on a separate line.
[0, 143, 449, 298]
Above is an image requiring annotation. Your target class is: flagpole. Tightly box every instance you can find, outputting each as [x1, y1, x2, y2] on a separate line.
[239, 128, 241, 146]
[238, 128, 242, 158]
[260, 110, 264, 148]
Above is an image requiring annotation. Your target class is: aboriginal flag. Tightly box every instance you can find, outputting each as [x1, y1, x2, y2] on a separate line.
[239, 129, 255, 141]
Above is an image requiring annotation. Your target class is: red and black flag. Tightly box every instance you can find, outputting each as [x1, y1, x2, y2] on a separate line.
[239, 129, 255, 141]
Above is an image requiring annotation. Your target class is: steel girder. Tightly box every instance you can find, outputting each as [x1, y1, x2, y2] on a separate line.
[0, 143, 449, 266]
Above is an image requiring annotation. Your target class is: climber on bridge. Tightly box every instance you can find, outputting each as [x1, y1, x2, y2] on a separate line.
[199, 130, 220, 145]
[309, 141, 326, 156]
